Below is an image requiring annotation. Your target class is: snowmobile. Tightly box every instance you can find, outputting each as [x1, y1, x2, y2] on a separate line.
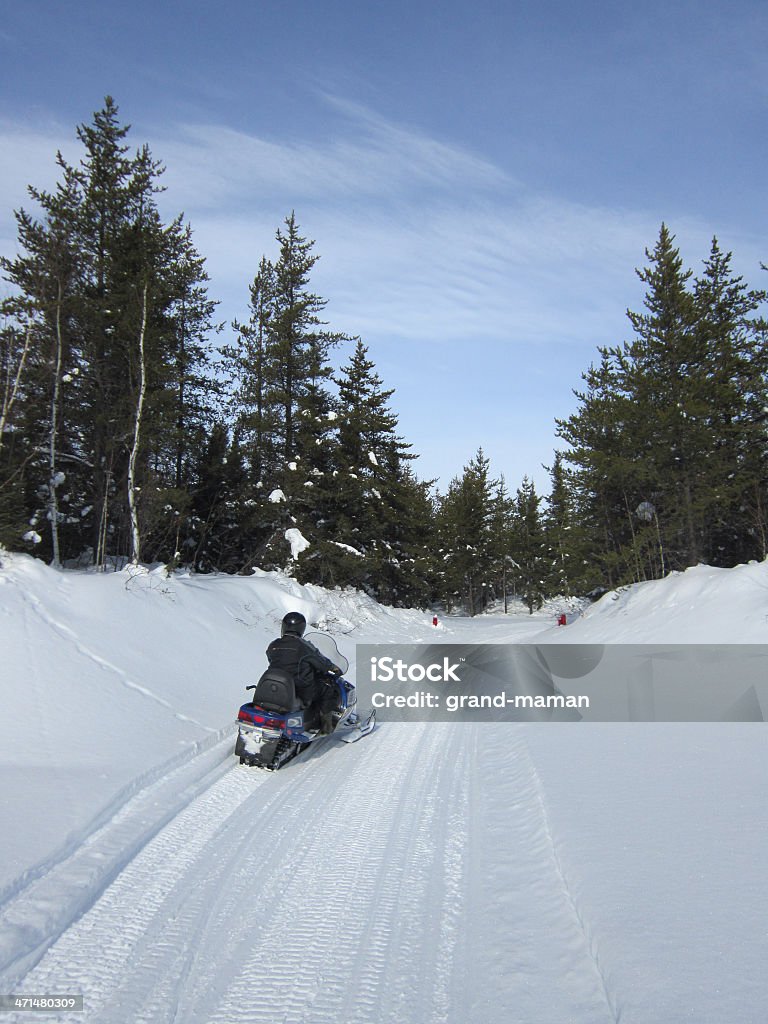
[234, 632, 376, 770]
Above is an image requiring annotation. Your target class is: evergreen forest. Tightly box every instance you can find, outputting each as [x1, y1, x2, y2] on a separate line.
[2, 100, 767, 612]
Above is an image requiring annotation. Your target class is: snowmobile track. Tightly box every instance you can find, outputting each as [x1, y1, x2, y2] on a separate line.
[9, 725, 475, 1024]
[10, 722, 625, 1024]
[459, 728, 621, 1024]
[0, 731, 237, 991]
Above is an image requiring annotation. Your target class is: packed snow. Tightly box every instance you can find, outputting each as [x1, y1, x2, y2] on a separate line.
[1, 551, 767, 1022]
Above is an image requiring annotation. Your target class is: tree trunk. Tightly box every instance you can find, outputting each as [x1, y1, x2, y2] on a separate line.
[48, 281, 64, 568]
[175, 293, 186, 490]
[128, 284, 149, 565]
[0, 323, 32, 454]
[654, 510, 666, 577]
[752, 483, 767, 561]
[623, 490, 643, 582]
[683, 477, 698, 564]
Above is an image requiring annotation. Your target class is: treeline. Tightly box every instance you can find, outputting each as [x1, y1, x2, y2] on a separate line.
[0, 100, 435, 604]
[442, 225, 768, 609]
[557, 225, 768, 589]
[2, 100, 767, 612]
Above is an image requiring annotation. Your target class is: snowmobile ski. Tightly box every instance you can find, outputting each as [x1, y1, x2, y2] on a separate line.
[338, 707, 376, 743]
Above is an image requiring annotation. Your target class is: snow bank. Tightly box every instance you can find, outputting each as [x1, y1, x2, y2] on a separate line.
[561, 560, 768, 642]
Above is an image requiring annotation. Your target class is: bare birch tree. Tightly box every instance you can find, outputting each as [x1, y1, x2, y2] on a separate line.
[0, 314, 32, 453]
[127, 282, 149, 564]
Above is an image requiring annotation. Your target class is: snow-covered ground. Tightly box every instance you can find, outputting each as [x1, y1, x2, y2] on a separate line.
[561, 559, 768, 642]
[1, 552, 767, 1022]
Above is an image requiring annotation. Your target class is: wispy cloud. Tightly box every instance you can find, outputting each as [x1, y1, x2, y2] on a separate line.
[141, 99, 765, 355]
[2, 99, 763, 355]
[0, 117, 74, 255]
[155, 98, 510, 213]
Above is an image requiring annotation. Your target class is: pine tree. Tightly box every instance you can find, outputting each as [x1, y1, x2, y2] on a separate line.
[0, 301, 35, 549]
[436, 449, 496, 614]
[271, 213, 342, 470]
[295, 338, 424, 602]
[511, 476, 547, 613]
[543, 454, 572, 595]
[221, 214, 347, 574]
[163, 225, 221, 493]
[556, 350, 649, 586]
[1, 98, 219, 567]
[189, 422, 249, 572]
[225, 256, 280, 483]
[621, 224, 707, 568]
[1, 145, 87, 564]
[383, 466, 437, 607]
[691, 239, 768, 562]
[556, 225, 768, 588]
[489, 476, 516, 612]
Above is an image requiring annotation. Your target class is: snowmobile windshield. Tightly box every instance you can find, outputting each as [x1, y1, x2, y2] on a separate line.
[304, 632, 349, 676]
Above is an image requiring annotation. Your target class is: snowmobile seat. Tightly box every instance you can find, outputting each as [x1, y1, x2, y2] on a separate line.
[251, 667, 302, 714]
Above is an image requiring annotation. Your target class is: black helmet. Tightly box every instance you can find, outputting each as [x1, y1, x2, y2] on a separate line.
[281, 611, 306, 638]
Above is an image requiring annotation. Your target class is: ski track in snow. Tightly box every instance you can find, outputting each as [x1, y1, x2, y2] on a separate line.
[17, 584, 214, 733]
[0, 732, 237, 990]
[510, 733, 620, 1024]
[6, 718, 629, 1024]
[454, 727, 619, 1024]
[10, 725, 471, 1024]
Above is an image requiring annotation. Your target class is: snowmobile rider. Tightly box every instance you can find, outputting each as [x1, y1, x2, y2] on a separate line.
[266, 612, 343, 734]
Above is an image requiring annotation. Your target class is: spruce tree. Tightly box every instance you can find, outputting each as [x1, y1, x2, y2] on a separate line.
[1, 98, 219, 567]
[622, 224, 707, 568]
[222, 214, 347, 574]
[295, 338, 424, 602]
[436, 449, 496, 614]
[0, 301, 36, 549]
[225, 256, 280, 483]
[511, 476, 547, 613]
[556, 350, 649, 586]
[556, 225, 768, 587]
[692, 239, 768, 562]
[1, 145, 88, 564]
[271, 213, 342, 470]
[489, 475, 516, 612]
[189, 423, 249, 572]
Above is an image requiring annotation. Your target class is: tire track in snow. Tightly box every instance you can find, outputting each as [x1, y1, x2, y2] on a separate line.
[0, 730, 237, 991]
[200, 722, 471, 1024]
[17, 587, 214, 732]
[10, 718, 621, 1024]
[457, 726, 620, 1024]
[98, 746, 357, 1024]
[6, 766, 271, 1024]
[518, 732, 622, 1024]
[10, 724, 474, 1024]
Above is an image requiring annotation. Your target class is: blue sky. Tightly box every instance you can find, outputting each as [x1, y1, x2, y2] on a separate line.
[1, 0, 767, 492]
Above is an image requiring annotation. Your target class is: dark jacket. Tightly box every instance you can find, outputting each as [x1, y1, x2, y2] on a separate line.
[266, 635, 337, 704]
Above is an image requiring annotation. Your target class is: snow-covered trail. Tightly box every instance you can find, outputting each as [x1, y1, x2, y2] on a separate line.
[6, 720, 617, 1024]
[4, 558, 768, 1022]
